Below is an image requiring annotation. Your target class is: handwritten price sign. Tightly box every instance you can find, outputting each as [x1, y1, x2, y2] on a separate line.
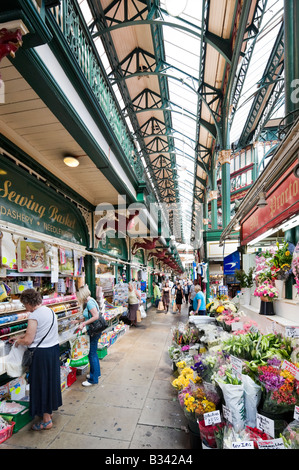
[204, 410, 221, 426]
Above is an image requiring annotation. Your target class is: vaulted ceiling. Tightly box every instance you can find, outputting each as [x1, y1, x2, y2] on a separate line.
[77, 0, 284, 242]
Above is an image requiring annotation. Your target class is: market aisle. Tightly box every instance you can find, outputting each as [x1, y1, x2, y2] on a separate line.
[0, 302, 191, 449]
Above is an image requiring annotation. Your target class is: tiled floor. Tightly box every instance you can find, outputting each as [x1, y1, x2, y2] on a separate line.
[0, 302, 191, 449]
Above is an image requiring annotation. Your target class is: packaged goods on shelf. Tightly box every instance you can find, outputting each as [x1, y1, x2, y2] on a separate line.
[0, 417, 15, 444]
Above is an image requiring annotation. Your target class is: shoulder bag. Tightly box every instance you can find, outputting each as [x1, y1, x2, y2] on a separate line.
[87, 298, 108, 337]
[22, 309, 55, 369]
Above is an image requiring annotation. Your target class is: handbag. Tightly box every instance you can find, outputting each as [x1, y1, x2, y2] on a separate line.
[136, 309, 142, 323]
[157, 300, 164, 311]
[88, 315, 108, 337]
[22, 310, 55, 369]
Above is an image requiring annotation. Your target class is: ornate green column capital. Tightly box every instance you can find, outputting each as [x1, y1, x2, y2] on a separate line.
[218, 149, 232, 165]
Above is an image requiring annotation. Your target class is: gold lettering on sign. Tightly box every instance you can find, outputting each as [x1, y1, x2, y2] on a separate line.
[48, 205, 76, 229]
[269, 180, 298, 218]
[0, 180, 46, 218]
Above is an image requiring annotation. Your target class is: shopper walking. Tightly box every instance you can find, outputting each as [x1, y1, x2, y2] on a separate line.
[127, 282, 141, 327]
[13, 289, 62, 430]
[188, 279, 198, 313]
[183, 281, 189, 303]
[153, 281, 161, 308]
[175, 282, 184, 313]
[76, 284, 102, 387]
[162, 280, 171, 313]
[193, 285, 206, 315]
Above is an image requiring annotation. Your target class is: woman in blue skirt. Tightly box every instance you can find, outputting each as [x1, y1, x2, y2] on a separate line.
[13, 289, 62, 430]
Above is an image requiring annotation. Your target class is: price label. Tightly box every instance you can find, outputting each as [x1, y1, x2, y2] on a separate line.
[281, 360, 299, 380]
[294, 405, 299, 421]
[256, 413, 275, 438]
[232, 441, 254, 449]
[285, 327, 299, 338]
[204, 410, 221, 426]
[232, 322, 243, 331]
[257, 438, 285, 449]
[222, 405, 232, 423]
[230, 355, 243, 379]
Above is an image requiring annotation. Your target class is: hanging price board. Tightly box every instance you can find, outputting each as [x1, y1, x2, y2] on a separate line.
[222, 405, 232, 423]
[281, 360, 299, 380]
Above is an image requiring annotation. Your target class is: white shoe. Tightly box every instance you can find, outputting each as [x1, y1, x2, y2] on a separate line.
[82, 380, 94, 387]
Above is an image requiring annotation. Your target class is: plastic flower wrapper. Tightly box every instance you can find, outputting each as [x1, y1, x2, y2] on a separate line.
[183, 386, 217, 422]
[222, 424, 251, 449]
[168, 344, 181, 361]
[292, 241, 299, 294]
[281, 420, 299, 449]
[178, 381, 202, 408]
[172, 322, 200, 346]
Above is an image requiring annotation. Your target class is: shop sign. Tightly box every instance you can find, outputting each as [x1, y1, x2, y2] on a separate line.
[241, 161, 299, 245]
[132, 248, 145, 265]
[0, 158, 88, 245]
[96, 233, 128, 260]
[223, 250, 240, 275]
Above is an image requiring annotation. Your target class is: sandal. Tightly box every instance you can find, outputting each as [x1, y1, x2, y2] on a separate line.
[31, 419, 53, 431]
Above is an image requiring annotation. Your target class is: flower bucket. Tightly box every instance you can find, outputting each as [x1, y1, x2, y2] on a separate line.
[198, 420, 224, 448]
[259, 298, 275, 315]
[275, 280, 285, 298]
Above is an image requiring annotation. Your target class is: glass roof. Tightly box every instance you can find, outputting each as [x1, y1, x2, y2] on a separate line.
[230, 0, 284, 143]
[160, 0, 203, 242]
[78, 0, 286, 245]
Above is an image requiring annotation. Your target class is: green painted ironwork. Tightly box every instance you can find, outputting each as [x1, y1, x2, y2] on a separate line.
[49, 0, 145, 183]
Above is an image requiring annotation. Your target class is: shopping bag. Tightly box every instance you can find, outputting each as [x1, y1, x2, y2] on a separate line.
[172, 301, 177, 313]
[136, 309, 142, 322]
[140, 304, 147, 318]
[69, 333, 90, 367]
[157, 300, 164, 311]
[5, 343, 27, 378]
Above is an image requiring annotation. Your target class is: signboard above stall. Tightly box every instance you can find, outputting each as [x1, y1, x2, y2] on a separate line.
[241, 161, 299, 246]
[0, 158, 89, 246]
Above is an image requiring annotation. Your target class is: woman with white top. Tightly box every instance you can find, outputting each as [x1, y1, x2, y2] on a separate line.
[13, 289, 62, 431]
[127, 282, 141, 327]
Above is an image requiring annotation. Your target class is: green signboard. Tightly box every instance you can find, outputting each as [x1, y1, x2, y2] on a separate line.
[96, 233, 128, 261]
[132, 248, 145, 265]
[0, 157, 88, 246]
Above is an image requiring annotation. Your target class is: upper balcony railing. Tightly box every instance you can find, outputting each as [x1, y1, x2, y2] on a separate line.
[48, 0, 145, 183]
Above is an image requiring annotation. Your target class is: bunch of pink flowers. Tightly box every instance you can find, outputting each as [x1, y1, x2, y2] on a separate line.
[254, 280, 278, 300]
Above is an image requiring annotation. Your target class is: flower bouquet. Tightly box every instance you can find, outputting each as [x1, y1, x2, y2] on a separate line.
[292, 246, 299, 295]
[281, 420, 299, 449]
[171, 365, 201, 391]
[254, 280, 278, 301]
[183, 386, 217, 424]
[257, 358, 299, 415]
[272, 241, 293, 279]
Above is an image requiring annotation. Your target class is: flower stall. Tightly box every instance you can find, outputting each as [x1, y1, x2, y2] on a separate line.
[168, 298, 299, 449]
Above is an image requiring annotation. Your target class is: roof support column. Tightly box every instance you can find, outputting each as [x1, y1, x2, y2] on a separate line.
[209, 186, 218, 230]
[284, 0, 299, 124]
[218, 150, 232, 229]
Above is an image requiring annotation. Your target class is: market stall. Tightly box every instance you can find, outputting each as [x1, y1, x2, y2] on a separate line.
[168, 296, 299, 449]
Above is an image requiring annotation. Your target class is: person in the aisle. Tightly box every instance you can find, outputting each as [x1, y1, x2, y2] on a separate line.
[127, 282, 141, 327]
[161, 280, 171, 313]
[192, 285, 206, 315]
[13, 289, 62, 430]
[183, 281, 189, 303]
[76, 284, 102, 386]
[175, 282, 184, 314]
[152, 281, 161, 308]
[188, 279, 198, 313]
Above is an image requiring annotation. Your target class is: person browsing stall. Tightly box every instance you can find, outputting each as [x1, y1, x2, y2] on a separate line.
[193, 285, 206, 315]
[75, 284, 102, 387]
[12, 289, 62, 430]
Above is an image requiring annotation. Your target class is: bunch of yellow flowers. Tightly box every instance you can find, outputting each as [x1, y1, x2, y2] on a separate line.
[184, 388, 216, 417]
[172, 367, 201, 391]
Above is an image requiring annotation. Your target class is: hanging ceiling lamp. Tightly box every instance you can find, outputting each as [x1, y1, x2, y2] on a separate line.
[165, 0, 188, 17]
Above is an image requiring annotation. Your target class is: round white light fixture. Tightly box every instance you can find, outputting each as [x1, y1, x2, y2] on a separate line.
[165, 0, 188, 17]
[63, 156, 80, 168]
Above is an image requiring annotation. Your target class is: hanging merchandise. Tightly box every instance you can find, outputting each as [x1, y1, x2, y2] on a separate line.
[59, 249, 74, 275]
[17, 240, 49, 272]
